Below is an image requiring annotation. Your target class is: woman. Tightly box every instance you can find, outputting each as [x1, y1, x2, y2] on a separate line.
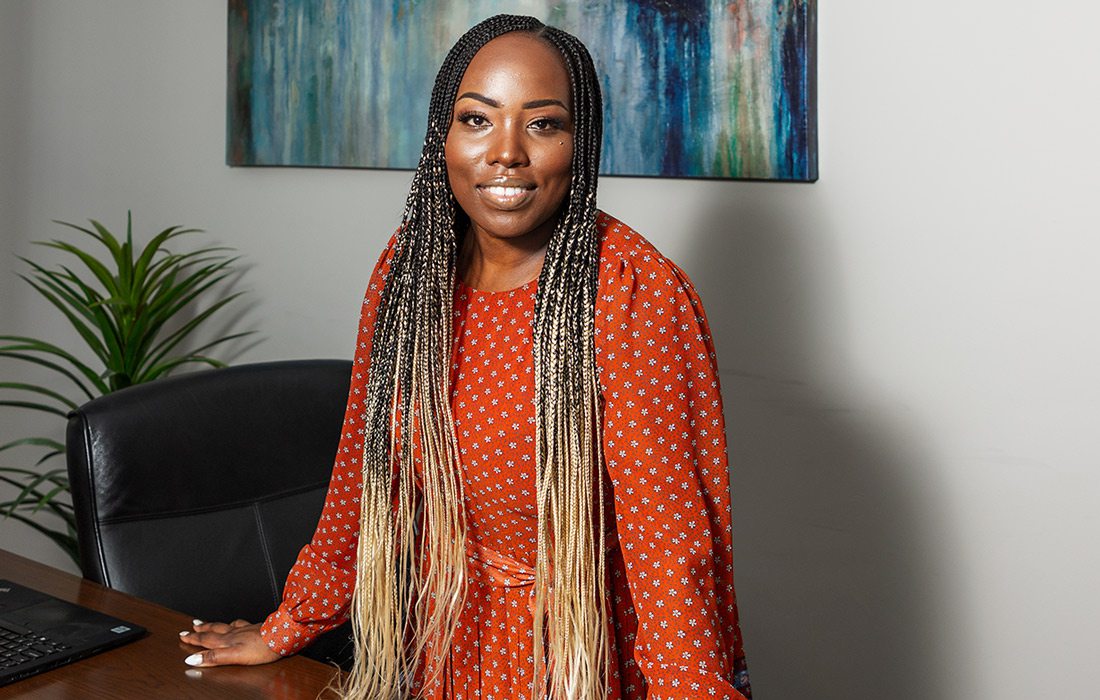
[181, 14, 750, 700]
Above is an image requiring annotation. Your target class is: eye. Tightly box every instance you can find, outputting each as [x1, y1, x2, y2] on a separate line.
[456, 110, 490, 128]
[529, 117, 566, 132]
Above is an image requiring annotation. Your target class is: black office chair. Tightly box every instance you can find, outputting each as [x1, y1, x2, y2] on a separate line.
[65, 359, 354, 667]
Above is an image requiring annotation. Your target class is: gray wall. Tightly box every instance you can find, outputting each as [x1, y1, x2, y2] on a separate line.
[2, 1, 1098, 699]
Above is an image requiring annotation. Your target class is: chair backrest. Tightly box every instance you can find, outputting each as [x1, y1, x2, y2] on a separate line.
[65, 359, 352, 626]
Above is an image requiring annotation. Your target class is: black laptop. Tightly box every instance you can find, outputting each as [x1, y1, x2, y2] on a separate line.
[0, 579, 146, 686]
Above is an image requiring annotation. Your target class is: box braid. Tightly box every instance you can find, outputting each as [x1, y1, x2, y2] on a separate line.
[345, 15, 607, 700]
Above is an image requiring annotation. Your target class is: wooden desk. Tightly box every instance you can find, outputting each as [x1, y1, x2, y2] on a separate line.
[0, 549, 340, 699]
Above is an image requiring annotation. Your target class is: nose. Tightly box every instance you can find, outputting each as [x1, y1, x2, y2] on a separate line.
[487, 123, 529, 169]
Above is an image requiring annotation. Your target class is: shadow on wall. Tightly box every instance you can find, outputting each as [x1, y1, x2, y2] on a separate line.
[682, 190, 953, 700]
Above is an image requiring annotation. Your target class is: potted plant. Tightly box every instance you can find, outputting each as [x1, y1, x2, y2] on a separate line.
[0, 213, 253, 564]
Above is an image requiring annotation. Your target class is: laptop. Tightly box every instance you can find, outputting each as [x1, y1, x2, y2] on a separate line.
[0, 579, 146, 686]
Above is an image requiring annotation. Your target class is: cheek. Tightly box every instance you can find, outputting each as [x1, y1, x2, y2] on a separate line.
[444, 134, 475, 183]
[545, 144, 574, 192]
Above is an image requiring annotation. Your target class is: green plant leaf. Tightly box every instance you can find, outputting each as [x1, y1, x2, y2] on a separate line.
[0, 437, 66, 454]
[0, 337, 111, 395]
[138, 292, 245, 378]
[0, 461, 75, 563]
[132, 226, 205, 294]
[144, 248, 235, 288]
[0, 510, 78, 565]
[143, 259, 237, 326]
[23, 267, 116, 353]
[0, 399, 69, 417]
[36, 239, 120, 299]
[21, 257, 104, 306]
[0, 494, 76, 523]
[129, 266, 239, 368]
[136, 242, 230, 307]
[4, 214, 252, 565]
[179, 331, 254, 360]
[55, 262, 125, 328]
[34, 450, 63, 466]
[0, 466, 63, 481]
[2, 461, 65, 492]
[0, 470, 68, 511]
[31, 482, 70, 513]
[143, 353, 230, 381]
[112, 213, 134, 294]
[0, 349, 100, 399]
[0, 478, 70, 517]
[0, 382, 78, 410]
[151, 268, 237, 327]
[52, 218, 122, 262]
[19, 276, 111, 364]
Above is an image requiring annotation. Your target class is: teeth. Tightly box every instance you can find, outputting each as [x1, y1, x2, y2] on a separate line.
[485, 186, 526, 197]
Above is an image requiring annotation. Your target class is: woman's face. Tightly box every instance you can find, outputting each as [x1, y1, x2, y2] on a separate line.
[445, 32, 574, 247]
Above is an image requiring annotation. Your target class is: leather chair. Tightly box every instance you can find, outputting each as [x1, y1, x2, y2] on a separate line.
[65, 359, 354, 667]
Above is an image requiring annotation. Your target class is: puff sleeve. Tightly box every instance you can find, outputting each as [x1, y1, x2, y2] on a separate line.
[595, 216, 751, 699]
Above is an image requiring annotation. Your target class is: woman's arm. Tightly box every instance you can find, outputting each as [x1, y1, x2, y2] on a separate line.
[596, 217, 751, 699]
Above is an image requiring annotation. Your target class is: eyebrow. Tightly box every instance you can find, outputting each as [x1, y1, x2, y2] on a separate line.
[455, 92, 569, 111]
[523, 98, 569, 110]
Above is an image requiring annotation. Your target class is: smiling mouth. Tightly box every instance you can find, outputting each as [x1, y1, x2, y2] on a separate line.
[477, 183, 535, 210]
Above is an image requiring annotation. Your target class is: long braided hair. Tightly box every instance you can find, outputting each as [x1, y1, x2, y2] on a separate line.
[344, 15, 607, 699]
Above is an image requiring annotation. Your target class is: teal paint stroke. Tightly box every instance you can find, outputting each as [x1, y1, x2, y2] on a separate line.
[227, 0, 816, 181]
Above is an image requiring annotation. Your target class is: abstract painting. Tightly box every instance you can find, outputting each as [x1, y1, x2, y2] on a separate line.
[227, 1, 816, 181]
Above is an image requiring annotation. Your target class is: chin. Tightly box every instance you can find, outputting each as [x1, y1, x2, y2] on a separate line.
[471, 210, 558, 242]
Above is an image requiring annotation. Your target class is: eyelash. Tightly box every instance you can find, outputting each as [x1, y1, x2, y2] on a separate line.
[455, 111, 566, 133]
[456, 110, 489, 128]
[529, 117, 565, 132]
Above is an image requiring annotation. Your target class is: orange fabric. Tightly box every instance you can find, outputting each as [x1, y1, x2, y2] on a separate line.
[261, 212, 750, 699]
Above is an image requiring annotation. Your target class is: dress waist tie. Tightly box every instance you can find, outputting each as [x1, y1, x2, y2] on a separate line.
[462, 532, 619, 698]
[463, 529, 620, 593]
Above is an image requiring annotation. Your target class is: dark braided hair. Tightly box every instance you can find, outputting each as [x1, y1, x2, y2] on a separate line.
[346, 15, 607, 700]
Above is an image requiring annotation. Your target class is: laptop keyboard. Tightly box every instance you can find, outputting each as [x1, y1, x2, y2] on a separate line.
[0, 626, 71, 669]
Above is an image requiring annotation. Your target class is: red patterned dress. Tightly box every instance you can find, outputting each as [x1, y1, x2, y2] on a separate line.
[260, 212, 751, 699]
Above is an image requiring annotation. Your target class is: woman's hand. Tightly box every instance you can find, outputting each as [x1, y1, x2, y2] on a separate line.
[179, 619, 282, 667]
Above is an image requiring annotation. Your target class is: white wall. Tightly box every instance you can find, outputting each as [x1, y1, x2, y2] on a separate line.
[2, 2, 1098, 698]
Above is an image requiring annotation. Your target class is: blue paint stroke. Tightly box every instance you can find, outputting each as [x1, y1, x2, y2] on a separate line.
[227, 1, 817, 181]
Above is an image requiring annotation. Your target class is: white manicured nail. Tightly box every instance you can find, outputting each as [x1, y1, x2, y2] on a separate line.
[184, 653, 203, 666]
[179, 630, 190, 637]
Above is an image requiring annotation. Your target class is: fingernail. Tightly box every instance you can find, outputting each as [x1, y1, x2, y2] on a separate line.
[179, 630, 190, 637]
[192, 619, 203, 626]
[184, 653, 203, 666]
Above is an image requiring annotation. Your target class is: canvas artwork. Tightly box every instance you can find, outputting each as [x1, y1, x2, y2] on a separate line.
[227, 1, 816, 181]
